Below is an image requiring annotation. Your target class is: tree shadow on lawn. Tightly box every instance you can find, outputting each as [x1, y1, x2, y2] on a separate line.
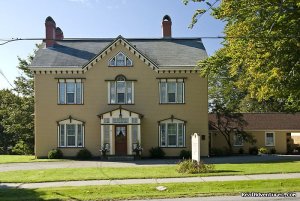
[0, 185, 55, 201]
[203, 155, 300, 164]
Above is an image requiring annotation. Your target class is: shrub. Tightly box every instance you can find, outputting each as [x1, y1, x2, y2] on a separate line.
[177, 160, 215, 174]
[258, 147, 269, 154]
[12, 140, 32, 155]
[210, 147, 231, 156]
[238, 147, 244, 154]
[270, 148, 276, 154]
[179, 150, 191, 159]
[48, 149, 63, 159]
[223, 147, 232, 155]
[210, 148, 223, 156]
[249, 146, 258, 155]
[77, 149, 92, 160]
[149, 147, 165, 158]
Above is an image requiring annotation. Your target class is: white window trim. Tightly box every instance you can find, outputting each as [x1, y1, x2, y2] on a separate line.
[159, 79, 185, 104]
[265, 131, 275, 147]
[108, 51, 133, 67]
[233, 133, 244, 146]
[58, 79, 83, 104]
[159, 119, 185, 148]
[108, 79, 134, 104]
[58, 119, 85, 148]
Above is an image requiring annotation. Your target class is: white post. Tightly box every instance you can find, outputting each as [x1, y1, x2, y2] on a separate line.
[192, 133, 201, 162]
[128, 125, 132, 155]
[110, 125, 113, 155]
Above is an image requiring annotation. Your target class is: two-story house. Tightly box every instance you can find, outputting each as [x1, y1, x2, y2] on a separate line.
[29, 15, 209, 158]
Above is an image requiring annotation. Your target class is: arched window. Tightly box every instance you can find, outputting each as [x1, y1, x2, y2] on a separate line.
[109, 75, 134, 104]
[109, 52, 133, 67]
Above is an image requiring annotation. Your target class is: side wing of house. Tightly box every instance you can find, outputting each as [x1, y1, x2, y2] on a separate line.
[209, 113, 300, 155]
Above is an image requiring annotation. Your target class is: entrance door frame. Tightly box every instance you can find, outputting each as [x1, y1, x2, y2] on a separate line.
[99, 107, 143, 155]
[115, 125, 127, 155]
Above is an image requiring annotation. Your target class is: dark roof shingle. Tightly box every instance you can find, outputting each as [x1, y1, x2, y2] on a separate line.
[30, 38, 207, 68]
[209, 113, 300, 131]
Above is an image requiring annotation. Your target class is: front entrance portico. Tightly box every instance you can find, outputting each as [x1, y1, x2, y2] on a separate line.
[98, 106, 143, 155]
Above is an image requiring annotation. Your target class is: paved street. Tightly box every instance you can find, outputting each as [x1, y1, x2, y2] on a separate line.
[134, 193, 300, 201]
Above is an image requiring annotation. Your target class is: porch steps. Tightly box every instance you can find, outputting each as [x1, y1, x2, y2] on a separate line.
[107, 155, 134, 161]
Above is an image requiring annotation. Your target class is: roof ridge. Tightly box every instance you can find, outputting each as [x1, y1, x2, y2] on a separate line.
[54, 37, 203, 42]
[209, 112, 300, 115]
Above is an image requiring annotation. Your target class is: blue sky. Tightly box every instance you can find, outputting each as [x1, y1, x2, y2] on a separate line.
[0, 0, 224, 89]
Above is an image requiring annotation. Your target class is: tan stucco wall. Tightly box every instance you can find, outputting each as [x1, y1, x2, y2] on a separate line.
[210, 130, 288, 154]
[34, 44, 208, 158]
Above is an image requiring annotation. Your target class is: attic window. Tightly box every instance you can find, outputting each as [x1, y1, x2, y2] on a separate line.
[109, 52, 133, 67]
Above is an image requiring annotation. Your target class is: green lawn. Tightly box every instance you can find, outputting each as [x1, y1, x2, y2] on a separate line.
[0, 179, 299, 201]
[0, 155, 65, 164]
[0, 161, 300, 183]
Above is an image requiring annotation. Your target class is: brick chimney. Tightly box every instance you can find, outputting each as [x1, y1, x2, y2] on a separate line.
[162, 15, 172, 38]
[45, 16, 56, 47]
[55, 27, 64, 40]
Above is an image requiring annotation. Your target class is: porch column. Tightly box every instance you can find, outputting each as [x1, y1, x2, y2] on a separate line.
[110, 125, 113, 155]
[100, 125, 104, 150]
[128, 125, 132, 155]
[138, 125, 141, 144]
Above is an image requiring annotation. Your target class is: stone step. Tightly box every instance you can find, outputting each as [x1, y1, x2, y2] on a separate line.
[107, 155, 135, 161]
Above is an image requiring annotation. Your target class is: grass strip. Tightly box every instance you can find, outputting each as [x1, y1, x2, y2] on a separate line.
[0, 161, 300, 183]
[0, 179, 299, 201]
[0, 155, 65, 164]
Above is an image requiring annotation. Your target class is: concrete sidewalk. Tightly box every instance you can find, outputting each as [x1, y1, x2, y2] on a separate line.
[1, 173, 300, 189]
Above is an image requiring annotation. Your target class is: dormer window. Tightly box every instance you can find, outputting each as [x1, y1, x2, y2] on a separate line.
[109, 52, 132, 67]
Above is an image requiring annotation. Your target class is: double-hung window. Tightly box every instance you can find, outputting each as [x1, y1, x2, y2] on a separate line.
[159, 118, 185, 147]
[58, 118, 84, 147]
[265, 132, 275, 146]
[159, 79, 184, 103]
[108, 75, 134, 104]
[58, 79, 83, 104]
[233, 133, 243, 146]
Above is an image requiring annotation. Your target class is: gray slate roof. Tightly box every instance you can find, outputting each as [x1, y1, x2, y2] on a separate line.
[30, 38, 207, 68]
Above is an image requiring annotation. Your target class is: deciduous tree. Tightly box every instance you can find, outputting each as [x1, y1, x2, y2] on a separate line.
[0, 45, 38, 154]
[186, 0, 300, 112]
[209, 101, 256, 153]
